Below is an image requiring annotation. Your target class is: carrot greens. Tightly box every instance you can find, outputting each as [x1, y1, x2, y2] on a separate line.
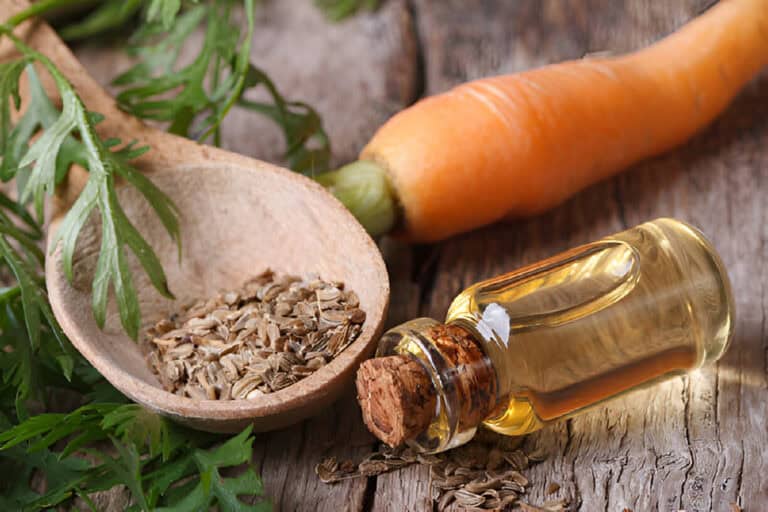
[0, 0, 364, 509]
[113, 1, 255, 143]
[58, 0, 144, 41]
[111, 0, 331, 171]
[0, 400, 269, 510]
[0, 32, 179, 340]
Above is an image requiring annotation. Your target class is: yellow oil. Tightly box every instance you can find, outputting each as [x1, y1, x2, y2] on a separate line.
[444, 218, 734, 436]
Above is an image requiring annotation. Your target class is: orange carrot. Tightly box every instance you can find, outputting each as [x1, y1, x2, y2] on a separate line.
[322, 0, 768, 242]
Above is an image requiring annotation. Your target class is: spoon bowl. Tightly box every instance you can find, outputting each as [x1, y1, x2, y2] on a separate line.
[5, 0, 389, 432]
[47, 163, 389, 433]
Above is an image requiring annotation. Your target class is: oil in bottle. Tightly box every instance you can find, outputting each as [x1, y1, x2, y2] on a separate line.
[365, 218, 734, 453]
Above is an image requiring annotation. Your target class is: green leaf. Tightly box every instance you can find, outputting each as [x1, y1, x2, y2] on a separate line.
[0, 58, 30, 180]
[101, 404, 179, 460]
[0, 302, 39, 409]
[98, 438, 151, 511]
[0, 287, 76, 415]
[94, 180, 142, 337]
[113, 147, 181, 259]
[19, 86, 79, 219]
[197, 0, 255, 141]
[143, 453, 195, 502]
[239, 67, 331, 174]
[0, 413, 64, 450]
[4, 65, 85, 193]
[156, 426, 269, 512]
[0, 190, 41, 237]
[147, 0, 183, 30]
[315, 0, 379, 21]
[59, 0, 143, 41]
[113, 6, 207, 87]
[77, 364, 127, 403]
[55, 176, 99, 283]
[0, 222, 42, 264]
[112, 0, 328, 173]
[0, 235, 64, 354]
[0, 403, 118, 451]
[0, 447, 94, 511]
[0, 37, 179, 338]
[113, 4, 210, 131]
[0, 404, 268, 511]
[0, 37, 178, 339]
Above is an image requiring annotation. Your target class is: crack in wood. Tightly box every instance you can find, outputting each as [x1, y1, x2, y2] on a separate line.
[564, 419, 582, 508]
[735, 440, 745, 507]
[681, 378, 693, 510]
[414, 246, 443, 318]
[362, 475, 378, 512]
[613, 181, 628, 230]
[404, 0, 426, 104]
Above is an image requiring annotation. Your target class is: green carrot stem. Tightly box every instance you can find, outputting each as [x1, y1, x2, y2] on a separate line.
[315, 160, 398, 238]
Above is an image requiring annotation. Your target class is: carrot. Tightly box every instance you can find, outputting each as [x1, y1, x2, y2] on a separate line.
[320, 0, 768, 242]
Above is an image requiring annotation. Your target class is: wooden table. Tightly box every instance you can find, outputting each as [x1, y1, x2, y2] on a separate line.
[75, 1, 767, 510]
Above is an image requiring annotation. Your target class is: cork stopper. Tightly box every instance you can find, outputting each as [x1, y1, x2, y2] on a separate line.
[356, 355, 436, 447]
[356, 324, 499, 447]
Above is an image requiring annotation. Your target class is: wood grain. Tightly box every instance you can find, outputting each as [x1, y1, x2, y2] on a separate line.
[70, 0, 768, 510]
[406, 1, 766, 511]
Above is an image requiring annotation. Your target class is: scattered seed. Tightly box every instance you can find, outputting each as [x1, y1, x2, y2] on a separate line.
[316, 432, 552, 511]
[541, 497, 570, 510]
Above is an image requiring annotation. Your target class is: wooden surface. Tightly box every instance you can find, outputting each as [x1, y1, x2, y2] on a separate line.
[72, 0, 768, 510]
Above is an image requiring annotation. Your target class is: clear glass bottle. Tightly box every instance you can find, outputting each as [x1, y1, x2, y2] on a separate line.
[375, 218, 734, 453]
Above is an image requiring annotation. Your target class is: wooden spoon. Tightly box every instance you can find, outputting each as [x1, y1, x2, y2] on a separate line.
[2, 0, 389, 433]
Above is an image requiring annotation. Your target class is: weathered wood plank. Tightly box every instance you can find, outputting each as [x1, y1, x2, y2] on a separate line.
[404, 0, 766, 511]
[415, 0, 713, 93]
[250, 392, 374, 512]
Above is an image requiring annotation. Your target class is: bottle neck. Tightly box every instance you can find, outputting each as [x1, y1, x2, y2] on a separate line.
[367, 318, 501, 453]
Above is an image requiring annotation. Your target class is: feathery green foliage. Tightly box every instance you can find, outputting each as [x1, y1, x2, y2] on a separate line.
[0, 0, 371, 508]
[0, 402, 268, 510]
[0, 34, 179, 339]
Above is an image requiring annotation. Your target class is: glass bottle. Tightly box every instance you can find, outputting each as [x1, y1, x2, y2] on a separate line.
[373, 218, 734, 453]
